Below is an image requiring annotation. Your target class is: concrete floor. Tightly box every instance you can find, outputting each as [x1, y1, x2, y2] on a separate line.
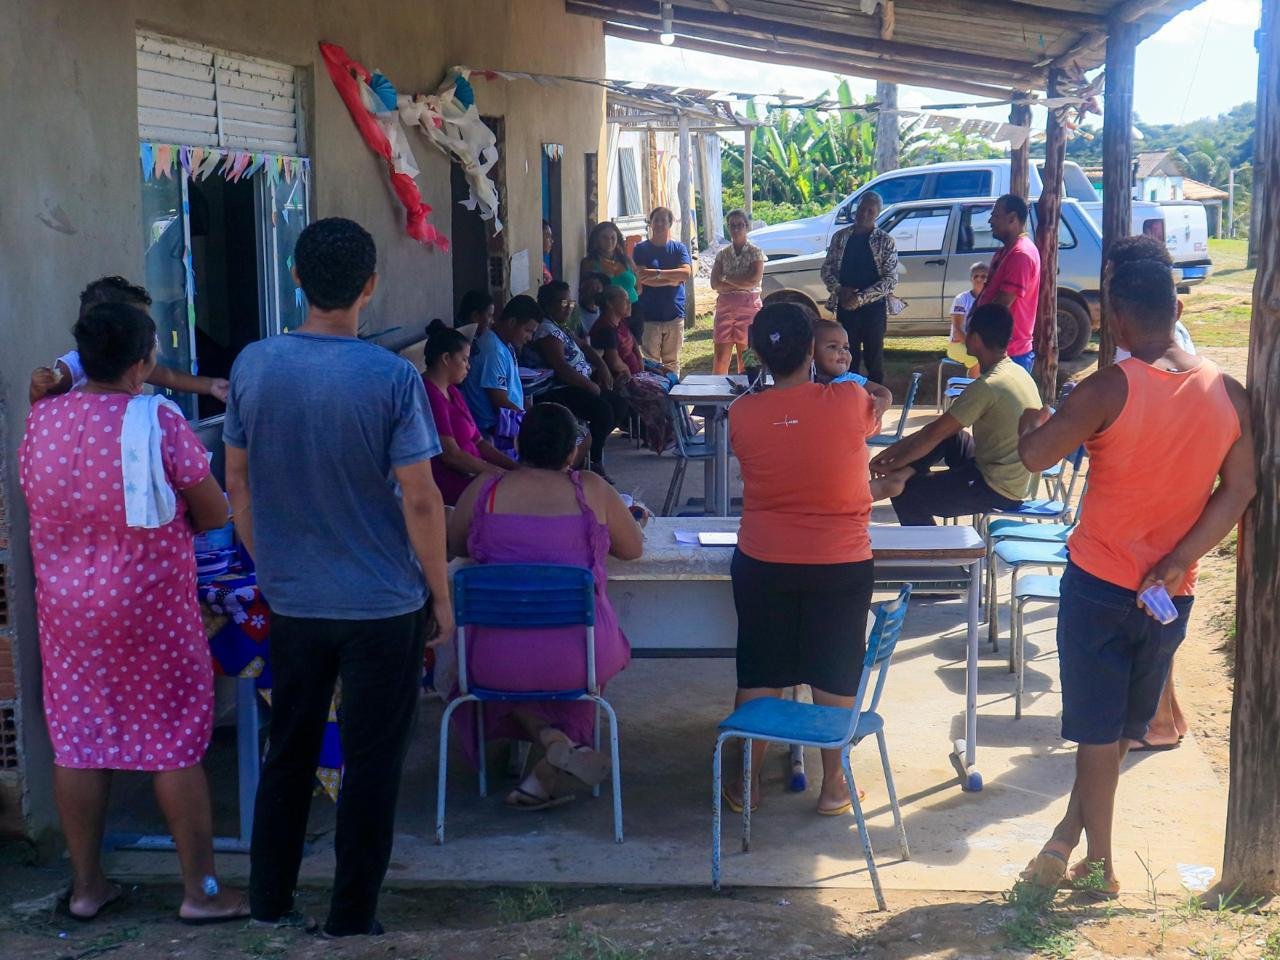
[102, 422, 1227, 897]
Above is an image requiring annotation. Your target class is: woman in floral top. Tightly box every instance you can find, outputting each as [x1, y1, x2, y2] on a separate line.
[819, 192, 900, 385]
[710, 209, 767, 374]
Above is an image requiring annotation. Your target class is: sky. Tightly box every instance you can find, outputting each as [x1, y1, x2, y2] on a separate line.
[604, 0, 1260, 129]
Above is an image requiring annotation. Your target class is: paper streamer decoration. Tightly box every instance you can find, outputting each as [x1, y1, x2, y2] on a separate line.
[139, 143, 154, 181]
[397, 66, 503, 231]
[320, 41, 447, 251]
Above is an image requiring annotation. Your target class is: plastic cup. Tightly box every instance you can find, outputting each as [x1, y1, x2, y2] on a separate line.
[1138, 584, 1179, 625]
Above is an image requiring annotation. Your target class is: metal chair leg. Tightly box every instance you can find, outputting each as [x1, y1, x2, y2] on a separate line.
[592, 700, 602, 799]
[436, 696, 468, 844]
[711, 735, 725, 890]
[876, 730, 910, 860]
[1007, 567, 1022, 672]
[1014, 598, 1026, 720]
[662, 457, 687, 517]
[741, 738, 753, 853]
[477, 704, 488, 798]
[843, 751, 887, 911]
[595, 697, 624, 843]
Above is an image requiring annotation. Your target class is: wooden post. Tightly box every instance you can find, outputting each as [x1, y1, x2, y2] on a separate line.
[874, 81, 899, 175]
[1249, 1, 1271, 268]
[1221, 0, 1280, 902]
[1009, 96, 1032, 201]
[677, 112, 696, 328]
[1228, 166, 1236, 238]
[742, 124, 754, 224]
[1098, 19, 1138, 369]
[1033, 70, 1066, 402]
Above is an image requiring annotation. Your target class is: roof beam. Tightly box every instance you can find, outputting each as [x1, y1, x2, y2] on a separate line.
[709, 0, 1105, 33]
[573, 0, 1042, 81]
[600, 20, 1024, 100]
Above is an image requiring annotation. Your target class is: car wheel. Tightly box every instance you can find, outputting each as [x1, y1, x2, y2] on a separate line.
[1056, 297, 1092, 361]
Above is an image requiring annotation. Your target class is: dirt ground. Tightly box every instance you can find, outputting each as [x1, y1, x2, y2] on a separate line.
[0, 251, 1266, 960]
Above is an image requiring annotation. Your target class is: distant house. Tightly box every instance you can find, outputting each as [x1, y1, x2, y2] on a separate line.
[1183, 177, 1231, 237]
[1134, 149, 1186, 201]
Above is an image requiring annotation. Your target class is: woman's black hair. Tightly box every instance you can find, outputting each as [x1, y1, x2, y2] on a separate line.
[456, 289, 494, 325]
[518, 403, 579, 469]
[73, 301, 157, 383]
[587, 220, 627, 262]
[498, 294, 544, 327]
[537, 280, 572, 314]
[750, 301, 814, 377]
[425, 319, 470, 368]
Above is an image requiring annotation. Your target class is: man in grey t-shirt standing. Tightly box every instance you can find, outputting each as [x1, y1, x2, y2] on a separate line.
[224, 218, 452, 937]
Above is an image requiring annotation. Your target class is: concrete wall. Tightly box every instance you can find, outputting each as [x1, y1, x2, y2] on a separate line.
[0, 0, 604, 841]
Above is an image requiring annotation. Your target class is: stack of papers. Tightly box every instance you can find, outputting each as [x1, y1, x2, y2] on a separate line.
[674, 530, 738, 547]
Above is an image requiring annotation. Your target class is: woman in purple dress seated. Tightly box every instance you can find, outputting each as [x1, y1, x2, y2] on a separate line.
[422, 321, 519, 505]
[447, 404, 644, 810]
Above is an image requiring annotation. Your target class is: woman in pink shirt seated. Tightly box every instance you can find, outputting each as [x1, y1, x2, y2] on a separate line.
[422, 321, 519, 505]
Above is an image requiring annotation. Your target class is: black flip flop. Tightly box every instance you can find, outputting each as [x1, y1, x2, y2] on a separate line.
[1129, 737, 1179, 753]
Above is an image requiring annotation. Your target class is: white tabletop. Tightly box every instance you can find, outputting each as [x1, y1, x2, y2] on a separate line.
[607, 518, 986, 581]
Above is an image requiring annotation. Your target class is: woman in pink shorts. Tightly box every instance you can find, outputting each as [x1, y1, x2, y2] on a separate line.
[710, 209, 766, 374]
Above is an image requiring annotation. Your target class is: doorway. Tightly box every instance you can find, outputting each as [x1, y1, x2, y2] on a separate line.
[542, 145, 563, 282]
[449, 117, 507, 311]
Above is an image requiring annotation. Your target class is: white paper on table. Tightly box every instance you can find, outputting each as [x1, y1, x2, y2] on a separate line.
[674, 529, 701, 545]
[698, 531, 738, 546]
[509, 249, 530, 292]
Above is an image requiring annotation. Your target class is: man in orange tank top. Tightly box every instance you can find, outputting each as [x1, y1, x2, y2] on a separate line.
[1012, 249, 1255, 898]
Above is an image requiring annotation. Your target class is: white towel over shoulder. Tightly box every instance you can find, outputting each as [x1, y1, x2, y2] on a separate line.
[121, 394, 183, 529]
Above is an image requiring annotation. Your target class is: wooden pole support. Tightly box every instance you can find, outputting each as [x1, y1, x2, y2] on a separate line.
[1222, 0, 1280, 903]
[1033, 70, 1066, 402]
[1099, 19, 1137, 369]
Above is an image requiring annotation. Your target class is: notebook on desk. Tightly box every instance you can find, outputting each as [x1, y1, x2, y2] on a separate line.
[697, 531, 738, 547]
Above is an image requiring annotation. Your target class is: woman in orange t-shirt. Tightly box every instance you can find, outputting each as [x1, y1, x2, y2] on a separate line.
[724, 301, 890, 816]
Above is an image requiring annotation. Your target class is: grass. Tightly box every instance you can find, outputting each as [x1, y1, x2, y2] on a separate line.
[495, 884, 563, 924]
[555, 923, 648, 960]
[999, 880, 1077, 958]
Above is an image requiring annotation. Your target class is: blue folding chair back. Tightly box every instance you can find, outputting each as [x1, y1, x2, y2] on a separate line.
[663, 397, 716, 516]
[868, 372, 923, 447]
[711, 585, 913, 910]
[437, 563, 624, 844]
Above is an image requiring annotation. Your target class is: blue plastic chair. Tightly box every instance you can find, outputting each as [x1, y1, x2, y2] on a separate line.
[982, 449, 1086, 649]
[436, 564, 624, 844]
[662, 397, 716, 516]
[941, 376, 974, 411]
[1012, 574, 1061, 719]
[987, 540, 1069, 662]
[936, 356, 967, 411]
[711, 585, 913, 910]
[868, 372, 923, 447]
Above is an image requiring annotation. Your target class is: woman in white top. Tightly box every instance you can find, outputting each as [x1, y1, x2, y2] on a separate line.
[710, 209, 766, 374]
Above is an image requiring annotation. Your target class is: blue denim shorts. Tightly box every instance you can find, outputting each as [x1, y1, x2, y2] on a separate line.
[1009, 350, 1036, 373]
[1057, 562, 1193, 745]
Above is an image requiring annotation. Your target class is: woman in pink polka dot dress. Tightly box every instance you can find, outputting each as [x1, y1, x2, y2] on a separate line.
[19, 300, 248, 923]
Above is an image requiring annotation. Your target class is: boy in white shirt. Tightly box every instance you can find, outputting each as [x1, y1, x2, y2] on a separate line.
[947, 262, 989, 379]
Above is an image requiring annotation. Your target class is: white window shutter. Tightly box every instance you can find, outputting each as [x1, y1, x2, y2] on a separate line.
[137, 32, 302, 155]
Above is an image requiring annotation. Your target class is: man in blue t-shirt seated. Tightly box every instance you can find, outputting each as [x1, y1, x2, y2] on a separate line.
[223, 217, 451, 939]
[633, 206, 693, 376]
[460, 295, 542, 433]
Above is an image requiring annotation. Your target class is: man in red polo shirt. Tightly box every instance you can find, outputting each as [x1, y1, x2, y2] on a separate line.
[975, 194, 1040, 373]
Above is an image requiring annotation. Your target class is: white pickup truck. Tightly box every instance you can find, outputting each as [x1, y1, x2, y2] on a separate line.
[748, 159, 1212, 285]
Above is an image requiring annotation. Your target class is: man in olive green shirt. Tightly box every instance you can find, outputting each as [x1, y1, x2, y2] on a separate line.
[870, 303, 1041, 525]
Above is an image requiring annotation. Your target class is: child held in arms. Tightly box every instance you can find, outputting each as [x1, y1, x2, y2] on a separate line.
[813, 320, 870, 386]
[29, 276, 229, 406]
